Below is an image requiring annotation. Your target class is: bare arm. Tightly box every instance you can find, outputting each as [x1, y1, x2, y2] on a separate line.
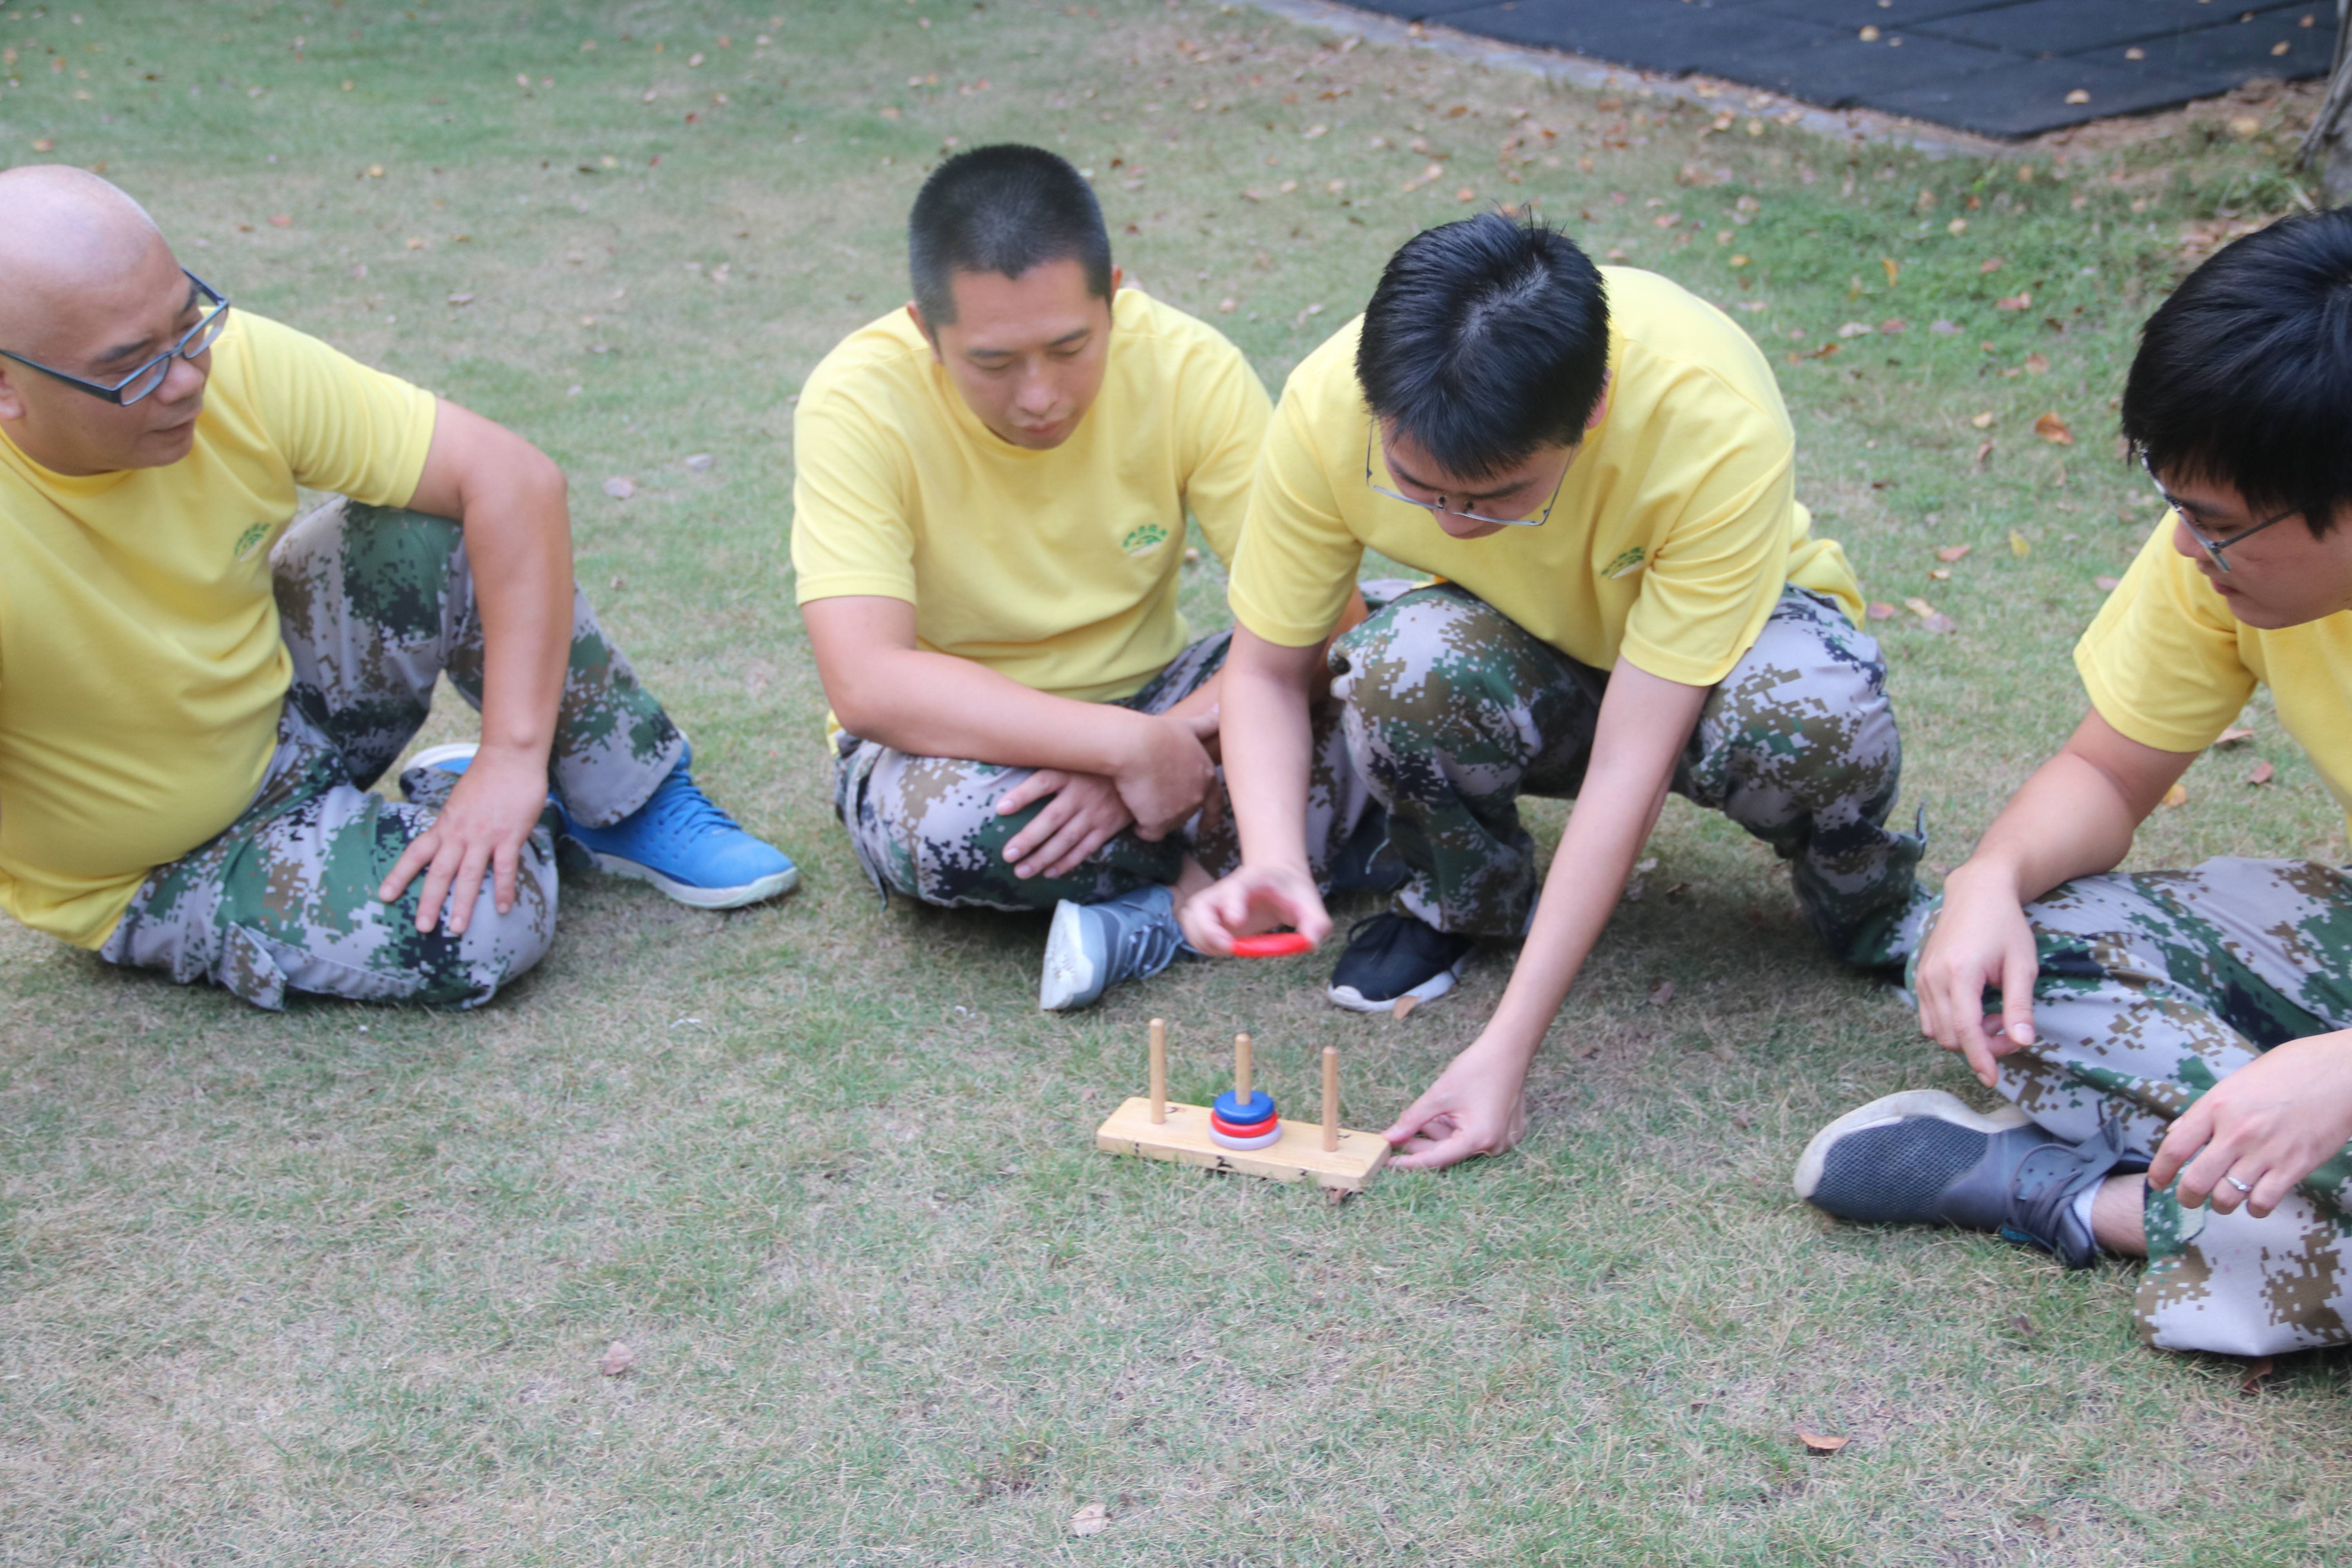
[803, 595, 1216, 851]
[1384, 660, 1707, 1169]
[376, 399, 573, 935]
[1916, 708, 2194, 1082]
[1176, 625, 1330, 952]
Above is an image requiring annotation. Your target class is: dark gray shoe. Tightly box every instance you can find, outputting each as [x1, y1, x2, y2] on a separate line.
[1793, 1090, 2130, 1269]
[1040, 885, 1189, 1012]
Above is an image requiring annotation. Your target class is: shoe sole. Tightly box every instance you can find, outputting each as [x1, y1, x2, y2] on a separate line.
[1326, 962, 1461, 1014]
[407, 741, 480, 773]
[584, 851, 798, 910]
[1791, 1088, 2030, 1202]
[1039, 899, 1104, 1012]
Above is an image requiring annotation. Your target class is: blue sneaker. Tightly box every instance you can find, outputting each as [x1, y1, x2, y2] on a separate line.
[1040, 884, 1189, 1011]
[407, 743, 797, 909]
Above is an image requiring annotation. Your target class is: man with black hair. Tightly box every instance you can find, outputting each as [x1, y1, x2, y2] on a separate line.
[792, 143, 1372, 1010]
[1800, 209, 2352, 1357]
[1183, 214, 1926, 1169]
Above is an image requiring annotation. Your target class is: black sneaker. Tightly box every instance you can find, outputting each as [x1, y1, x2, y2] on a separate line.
[1327, 912, 1473, 1013]
[1793, 1089, 2130, 1269]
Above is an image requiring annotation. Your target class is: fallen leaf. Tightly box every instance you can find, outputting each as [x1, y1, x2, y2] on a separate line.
[1837, 320, 1874, 338]
[1929, 319, 1960, 335]
[602, 476, 637, 500]
[1071, 1503, 1110, 1537]
[31, 137, 54, 152]
[1903, 596, 1937, 619]
[1392, 994, 1420, 1021]
[2034, 411, 2074, 445]
[1648, 979, 1676, 1007]
[2009, 1314, 2035, 1338]
[599, 1340, 636, 1377]
[1881, 256, 1899, 287]
[1808, 342, 1841, 359]
[2249, 759, 2276, 785]
[1969, 411, 1994, 429]
[1797, 1430, 1850, 1454]
[1217, 296, 1237, 313]
[1972, 439, 1995, 471]
[1879, 317, 1909, 333]
[1928, 568, 1951, 581]
[1995, 292, 2032, 311]
[268, 213, 293, 228]
[1865, 601, 1896, 621]
[2009, 529, 2031, 557]
[1948, 218, 1968, 236]
[2163, 782, 2188, 809]
[2094, 575, 2121, 591]
[1936, 544, 1972, 563]
[2240, 1356, 2276, 1392]
[685, 453, 715, 474]
[2025, 352, 2049, 374]
[1979, 256, 2004, 274]
[2216, 727, 2254, 745]
[446, 291, 474, 306]
[1921, 612, 1957, 634]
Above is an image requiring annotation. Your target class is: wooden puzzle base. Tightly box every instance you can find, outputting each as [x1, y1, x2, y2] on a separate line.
[1095, 1097, 1389, 1192]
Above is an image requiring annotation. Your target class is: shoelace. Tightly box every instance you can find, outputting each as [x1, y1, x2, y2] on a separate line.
[642, 769, 747, 842]
[2004, 1116, 2129, 1259]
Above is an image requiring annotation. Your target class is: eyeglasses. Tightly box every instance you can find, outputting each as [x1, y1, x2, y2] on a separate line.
[1364, 425, 1569, 528]
[2143, 455, 2298, 575]
[0, 270, 230, 407]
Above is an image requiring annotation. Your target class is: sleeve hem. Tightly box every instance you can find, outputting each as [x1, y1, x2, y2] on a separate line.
[2074, 646, 2230, 755]
[386, 384, 439, 510]
[1618, 633, 1743, 689]
[794, 575, 918, 607]
[1230, 590, 1339, 650]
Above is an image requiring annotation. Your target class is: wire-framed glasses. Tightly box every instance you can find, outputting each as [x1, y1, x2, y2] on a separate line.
[2143, 455, 2298, 575]
[0, 270, 230, 407]
[1363, 425, 1570, 528]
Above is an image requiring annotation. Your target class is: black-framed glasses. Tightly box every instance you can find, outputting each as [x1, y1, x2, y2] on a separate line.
[0, 270, 230, 407]
[2143, 455, 2298, 575]
[1364, 425, 1570, 529]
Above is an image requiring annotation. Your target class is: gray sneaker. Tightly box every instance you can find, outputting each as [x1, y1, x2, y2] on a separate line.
[1793, 1089, 2131, 1269]
[1040, 885, 1189, 1012]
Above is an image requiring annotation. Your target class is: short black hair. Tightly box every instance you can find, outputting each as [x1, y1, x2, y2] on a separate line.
[907, 143, 1112, 327]
[2123, 208, 2352, 537]
[1356, 213, 1610, 481]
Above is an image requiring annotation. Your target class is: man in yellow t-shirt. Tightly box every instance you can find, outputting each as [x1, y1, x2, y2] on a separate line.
[1183, 214, 1926, 1169]
[0, 167, 794, 1011]
[1800, 211, 2352, 1359]
[793, 144, 1374, 1012]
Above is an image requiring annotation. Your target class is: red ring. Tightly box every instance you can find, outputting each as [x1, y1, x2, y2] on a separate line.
[1232, 932, 1313, 958]
[1211, 1111, 1281, 1138]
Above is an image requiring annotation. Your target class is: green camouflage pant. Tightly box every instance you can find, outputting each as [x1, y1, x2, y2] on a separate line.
[98, 499, 683, 1010]
[1975, 858, 2352, 1357]
[1330, 584, 1928, 966]
[834, 628, 1372, 910]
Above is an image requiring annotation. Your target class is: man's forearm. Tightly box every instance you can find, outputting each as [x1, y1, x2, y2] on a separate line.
[833, 647, 1160, 777]
[464, 470, 572, 764]
[1220, 649, 1316, 871]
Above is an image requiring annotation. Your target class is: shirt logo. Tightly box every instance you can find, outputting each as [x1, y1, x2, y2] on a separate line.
[231, 521, 273, 562]
[1120, 522, 1171, 557]
[1602, 546, 1646, 579]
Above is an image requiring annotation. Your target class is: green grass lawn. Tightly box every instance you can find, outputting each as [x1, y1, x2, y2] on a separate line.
[5, 2, 2352, 1562]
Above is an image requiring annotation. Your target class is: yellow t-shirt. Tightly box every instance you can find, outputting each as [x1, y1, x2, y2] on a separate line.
[2078, 519, 2352, 834]
[1229, 267, 1862, 687]
[0, 312, 437, 948]
[790, 288, 1270, 706]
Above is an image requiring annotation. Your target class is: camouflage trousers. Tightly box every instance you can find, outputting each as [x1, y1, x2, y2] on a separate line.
[98, 499, 684, 1010]
[834, 628, 1372, 911]
[1330, 584, 1928, 967]
[1978, 858, 2352, 1357]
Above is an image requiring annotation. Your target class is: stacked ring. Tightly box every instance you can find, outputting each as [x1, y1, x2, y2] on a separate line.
[1207, 1086, 1281, 1150]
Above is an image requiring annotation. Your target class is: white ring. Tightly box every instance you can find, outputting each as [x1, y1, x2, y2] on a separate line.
[2226, 1176, 2254, 1194]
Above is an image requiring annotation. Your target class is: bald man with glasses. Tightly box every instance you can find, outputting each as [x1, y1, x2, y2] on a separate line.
[0, 166, 795, 1011]
[1183, 216, 1929, 1169]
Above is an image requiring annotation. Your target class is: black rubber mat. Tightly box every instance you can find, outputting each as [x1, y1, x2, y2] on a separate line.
[1347, 0, 2337, 138]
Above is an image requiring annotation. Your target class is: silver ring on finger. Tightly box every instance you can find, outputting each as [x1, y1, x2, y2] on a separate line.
[2226, 1176, 2254, 1195]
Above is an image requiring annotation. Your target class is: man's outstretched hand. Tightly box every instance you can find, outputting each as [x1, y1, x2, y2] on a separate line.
[377, 744, 550, 936]
[1178, 862, 1329, 956]
[1382, 1035, 1532, 1170]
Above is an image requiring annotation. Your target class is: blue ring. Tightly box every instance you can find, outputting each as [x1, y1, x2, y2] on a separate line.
[1213, 1089, 1277, 1125]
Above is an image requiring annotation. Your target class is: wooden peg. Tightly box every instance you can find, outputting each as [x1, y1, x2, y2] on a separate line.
[1321, 1045, 1340, 1152]
[1234, 1033, 1253, 1103]
[1148, 1018, 1167, 1125]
